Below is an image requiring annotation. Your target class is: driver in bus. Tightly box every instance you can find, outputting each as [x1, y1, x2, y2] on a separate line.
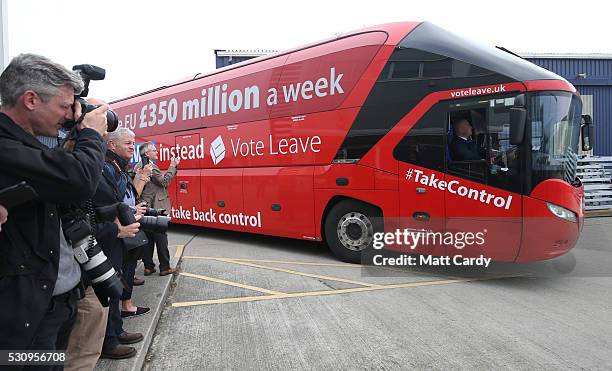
[449, 118, 483, 161]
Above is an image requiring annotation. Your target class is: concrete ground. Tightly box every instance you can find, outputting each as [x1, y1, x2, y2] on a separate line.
[97, 217, 612, 370]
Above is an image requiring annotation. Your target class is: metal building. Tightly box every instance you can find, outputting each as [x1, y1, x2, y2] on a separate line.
[214, 50, 275, 69]
[522, 54, 611, 156]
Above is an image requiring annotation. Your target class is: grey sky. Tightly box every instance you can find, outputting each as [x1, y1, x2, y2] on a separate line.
[7, 0, 611, 101]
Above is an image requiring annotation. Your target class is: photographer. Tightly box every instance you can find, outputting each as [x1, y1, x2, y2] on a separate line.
[0, 53, 108, 355]
[96, 127, 149, 360]
[135, 142, 180, 276]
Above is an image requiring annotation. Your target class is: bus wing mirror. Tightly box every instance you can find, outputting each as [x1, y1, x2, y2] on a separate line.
[581, 114, 594, 151]
[509, 107, 527, 145]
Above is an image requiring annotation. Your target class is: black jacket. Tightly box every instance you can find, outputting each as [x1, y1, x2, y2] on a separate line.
[91, 150, 132, 270]
[0, 113, 106, 349]
[449, 135, 481, 161]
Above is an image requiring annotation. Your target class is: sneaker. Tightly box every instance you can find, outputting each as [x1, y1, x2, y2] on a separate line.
[121, 306, 150, 318]
[100, 345, 137, 359]
[133, 276, 145, 286]
[159, 268, 177, 276]
[118, 331, 144, 344]
[144, 268, 156, 276]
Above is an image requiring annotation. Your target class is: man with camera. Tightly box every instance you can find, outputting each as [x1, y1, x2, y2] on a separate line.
[135, 142, 180, 276]
[95, 127, 152, 359]
[0, 54, 109, 356]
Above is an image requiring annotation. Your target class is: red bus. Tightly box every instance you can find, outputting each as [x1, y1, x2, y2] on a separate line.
[112, 22, 592, 263]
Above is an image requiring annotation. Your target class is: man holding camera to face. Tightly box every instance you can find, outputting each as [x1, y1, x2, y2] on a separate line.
[0, 54, 109, 358]
[93, 127, 154, 360]
[134, 142, 180, 277]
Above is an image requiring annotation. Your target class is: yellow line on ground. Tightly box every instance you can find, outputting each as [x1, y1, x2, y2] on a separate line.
[182, 256, 460, 279]
[172, 277, 481, 308]
[214, 258, 382, 288]
[180, 272, 285, 295]
[183, 256, 357, 268]
[173, 245, 184, 258]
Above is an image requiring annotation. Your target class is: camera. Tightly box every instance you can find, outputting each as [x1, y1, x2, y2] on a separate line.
[140, 210, 171, 234]
[145, 207, 167, 217]
[137, 202, 171, 233]
[62, 204, 125, 307]
[102, 201, 170, 234]
[63, 64, 119, 132]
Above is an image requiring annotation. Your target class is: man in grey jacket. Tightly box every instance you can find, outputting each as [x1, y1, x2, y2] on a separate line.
[135, 141, 180, 276]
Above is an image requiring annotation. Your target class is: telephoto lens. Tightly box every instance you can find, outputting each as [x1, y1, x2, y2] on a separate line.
[145, 207, 167, 217]
[62, 216, 124, 306]
[72, 236, 124, 304]
[139, 215, 171, 233]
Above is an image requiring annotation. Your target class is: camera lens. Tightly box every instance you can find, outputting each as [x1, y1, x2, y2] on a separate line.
[73, 237, 123, 302]
[139, 215, 171, 233]
[106, 110, 119, 132]
[61, 98, 119, 132]
[145, 208, 167, 217]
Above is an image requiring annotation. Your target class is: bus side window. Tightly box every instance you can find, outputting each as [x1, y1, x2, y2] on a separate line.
[393, 104, 445, 172]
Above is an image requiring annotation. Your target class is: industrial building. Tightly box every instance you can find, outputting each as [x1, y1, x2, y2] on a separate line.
[524, 54, 612, 156]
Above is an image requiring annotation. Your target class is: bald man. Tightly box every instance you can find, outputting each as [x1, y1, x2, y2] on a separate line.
[449, 119, 481, 161]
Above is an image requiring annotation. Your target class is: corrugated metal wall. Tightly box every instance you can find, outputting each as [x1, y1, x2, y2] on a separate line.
[215, 56, 254, 69]
[526, 58, 612, 156]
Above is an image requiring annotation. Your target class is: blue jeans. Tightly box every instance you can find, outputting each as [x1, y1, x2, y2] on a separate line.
[26, 286, 79, 371]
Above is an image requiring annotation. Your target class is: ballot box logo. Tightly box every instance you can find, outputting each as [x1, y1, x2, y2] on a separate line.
[210, 135, 226, 165]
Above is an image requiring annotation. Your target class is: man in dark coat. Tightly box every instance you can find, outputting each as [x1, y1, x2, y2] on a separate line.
[94, 127, 147, 360]
[0, 53, 109, 352]
[449, 118, 482, 161]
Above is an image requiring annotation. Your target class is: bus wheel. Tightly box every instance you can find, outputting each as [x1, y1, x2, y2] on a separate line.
[324, 200, 381, 263]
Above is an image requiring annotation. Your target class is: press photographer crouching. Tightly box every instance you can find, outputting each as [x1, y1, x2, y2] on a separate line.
[0, 54, 110, 359]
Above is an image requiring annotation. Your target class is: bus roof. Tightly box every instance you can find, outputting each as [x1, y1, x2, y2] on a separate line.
[110, 22, 420, 104]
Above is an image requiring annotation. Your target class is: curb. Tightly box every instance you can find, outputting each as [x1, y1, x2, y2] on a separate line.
[586, 210, 612, 218]
[94, 244, 185, 371]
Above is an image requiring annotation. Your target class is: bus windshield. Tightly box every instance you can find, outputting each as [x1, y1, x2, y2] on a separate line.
[529, 91, 582, 189]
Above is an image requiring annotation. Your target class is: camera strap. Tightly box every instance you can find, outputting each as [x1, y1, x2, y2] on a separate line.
[75, 111, 87, 125]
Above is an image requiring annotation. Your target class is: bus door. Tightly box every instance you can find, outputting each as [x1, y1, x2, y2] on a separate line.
[173, 133, 203, 226]
[394, 104, 447, 256]
[444, 96, 522, 262]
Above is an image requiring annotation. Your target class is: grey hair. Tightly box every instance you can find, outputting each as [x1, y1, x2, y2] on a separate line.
[0, 53, 84, 107]
[106, 127, 135, 144]
[139, 141, 155, 156]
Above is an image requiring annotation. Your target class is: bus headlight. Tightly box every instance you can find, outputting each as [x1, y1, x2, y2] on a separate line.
[547, 202, 577, 223]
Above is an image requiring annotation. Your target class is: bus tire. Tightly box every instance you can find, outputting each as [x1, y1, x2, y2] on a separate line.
[324, 200, 382, 263]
